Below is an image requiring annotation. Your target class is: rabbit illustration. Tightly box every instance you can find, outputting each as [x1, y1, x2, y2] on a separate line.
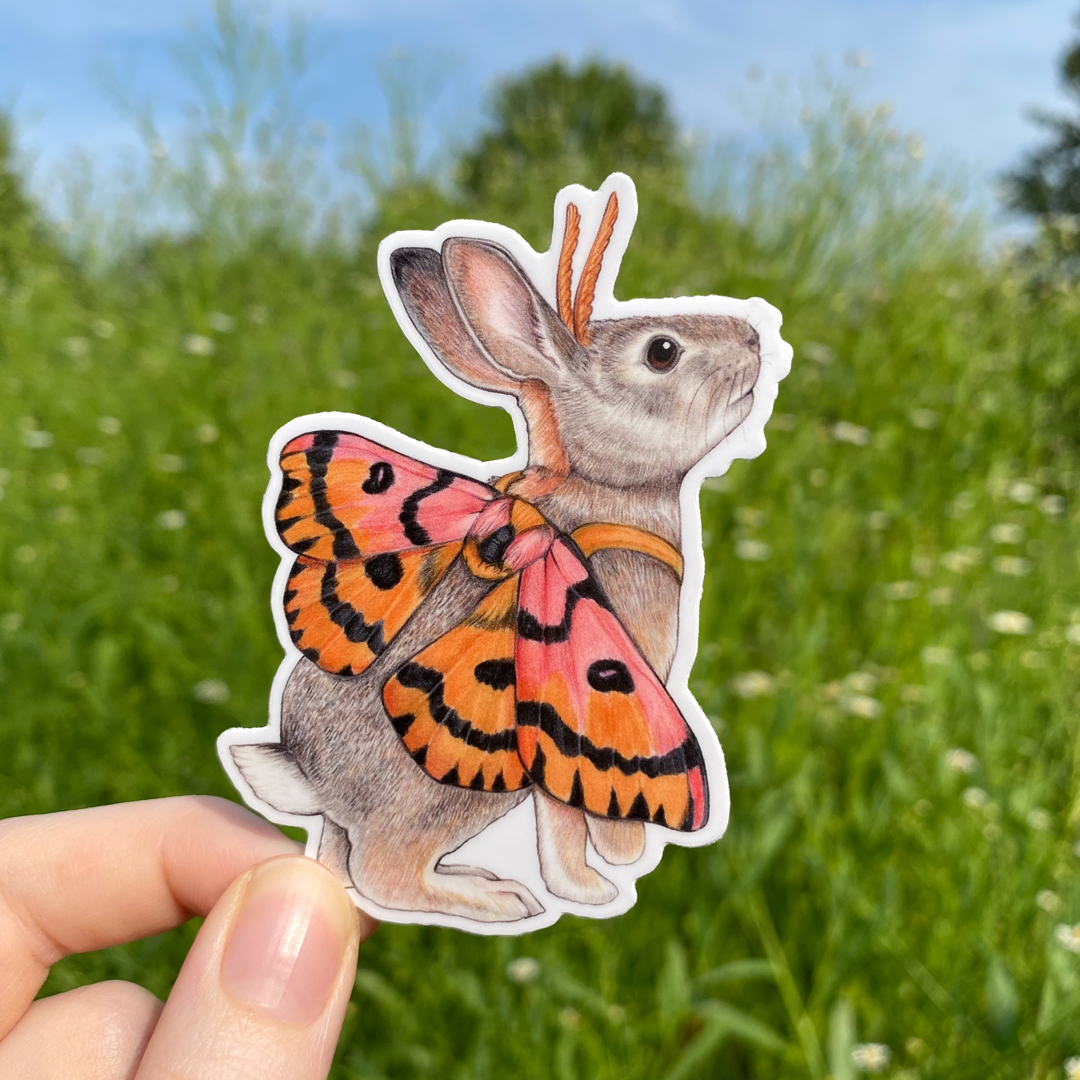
[219, 174, 790, 932]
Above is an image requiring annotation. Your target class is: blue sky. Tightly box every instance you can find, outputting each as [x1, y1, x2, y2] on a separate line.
[1, 0, 1077, 218]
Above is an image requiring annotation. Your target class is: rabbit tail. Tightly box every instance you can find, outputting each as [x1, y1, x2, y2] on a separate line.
[229, 742, 321, 816]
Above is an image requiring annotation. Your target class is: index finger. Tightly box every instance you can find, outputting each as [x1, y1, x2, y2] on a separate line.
[0, 796, 300, 1038]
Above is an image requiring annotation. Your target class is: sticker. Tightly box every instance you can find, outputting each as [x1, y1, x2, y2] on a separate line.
[218, 173, 792, 934]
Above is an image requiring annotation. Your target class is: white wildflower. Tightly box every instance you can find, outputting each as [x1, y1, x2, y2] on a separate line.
[61, 336, 90, 358]
[990, 522, 1024, 544]
[91, 319, 115, 339]
[155, 454, 185, 473]
[851, 1042, 890, 1072]
[945, 748, 977, 774]
[97, 416, 122, 435]
[992, 555, 1031, 576]
[183, 333, 216, 356]
[1041, 494, 1067, 517]
[207, 312, 235, 333]
[1067, 625, 1080, 646]
[941, 547, 983, 572]
[988, 610, 1033, 635]
[735, 539, 771, 561]
[962, 787, 989, 809]
[1028, 808, 1052, 831]
[1009, 480, 1037, 505]
[157, 509, 187, 530]
[944, 490, 976, 518]
[735, 506, 768, 528]
[911, 554, 935, 577]
[1065, 1055, 1080, 1080]
[927, 587, 955, 606]
[21, 430, 53, 449]
[803, 341, 835, 364]
[845, 671, 877, 694]
[1037, 890, 1061, 913]
[909, 408, 938, 429]
[884, 581, 918, 600]
[1054, 924, 1080, 954]
[731, 671, 776, 699]
[506, 956, 541, 984]
[832, 421, 872, 446]
[330, 369, 359, 389]
[921, 646, 953, 666]
[193, 679, 230, 704]
[844, 694, 883, 719]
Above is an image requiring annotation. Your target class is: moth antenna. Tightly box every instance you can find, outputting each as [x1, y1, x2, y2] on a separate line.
[572, 191, 619, 346]
[556, 202, 580, 331]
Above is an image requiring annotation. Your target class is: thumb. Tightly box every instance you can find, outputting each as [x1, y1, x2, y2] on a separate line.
[135, 854, 369, 1080]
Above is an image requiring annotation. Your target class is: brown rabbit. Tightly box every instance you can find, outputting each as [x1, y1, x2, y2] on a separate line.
[220, 174, 789, 931]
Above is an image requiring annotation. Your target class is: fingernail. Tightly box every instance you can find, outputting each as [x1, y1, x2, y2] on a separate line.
[220, 857, 355, 1024]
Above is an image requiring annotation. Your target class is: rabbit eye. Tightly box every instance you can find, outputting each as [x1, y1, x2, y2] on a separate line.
[645, 336, 681, 372]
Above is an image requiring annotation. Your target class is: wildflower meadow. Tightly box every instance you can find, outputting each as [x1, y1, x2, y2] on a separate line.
[2, 7, 1080, 1078]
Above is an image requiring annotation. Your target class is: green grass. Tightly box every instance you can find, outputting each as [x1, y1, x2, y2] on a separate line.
[3, 31, 1080, 1079]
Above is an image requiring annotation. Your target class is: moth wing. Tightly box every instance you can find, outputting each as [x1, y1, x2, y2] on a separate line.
[285, 543, 461, 676]
[514, 538, 708, 831]
[276, 430, 496, 561]
[382, 578, 530, 792]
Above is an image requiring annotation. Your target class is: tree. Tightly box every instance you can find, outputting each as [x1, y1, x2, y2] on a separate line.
[1004, 17, 1080, 219]
[457, 58, 683, 205]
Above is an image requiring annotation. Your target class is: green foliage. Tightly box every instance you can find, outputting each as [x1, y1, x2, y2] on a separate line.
[4, 13, 1080, 1078]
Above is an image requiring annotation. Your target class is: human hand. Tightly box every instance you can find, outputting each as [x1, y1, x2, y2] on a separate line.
[0, 795, 375, 1079]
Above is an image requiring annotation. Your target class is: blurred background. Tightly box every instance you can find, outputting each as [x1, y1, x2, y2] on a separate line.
[3, 0, 1080, 1076]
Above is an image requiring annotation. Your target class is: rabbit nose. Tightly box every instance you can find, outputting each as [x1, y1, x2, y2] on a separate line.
[744, 324, 760, 351]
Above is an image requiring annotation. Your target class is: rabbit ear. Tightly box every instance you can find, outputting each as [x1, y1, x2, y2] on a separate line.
[390, 247, 522, 396]
[441, 237, 580, 384]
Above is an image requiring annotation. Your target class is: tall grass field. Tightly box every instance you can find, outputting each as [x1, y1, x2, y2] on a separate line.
[2, 11, 1080, 1078]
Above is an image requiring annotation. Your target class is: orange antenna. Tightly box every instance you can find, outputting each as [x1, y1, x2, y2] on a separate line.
[556, 203, 580, 330]
[572, 191, 619, 346]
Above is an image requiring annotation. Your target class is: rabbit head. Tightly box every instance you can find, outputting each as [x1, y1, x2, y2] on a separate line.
[387, 182, 764, 496]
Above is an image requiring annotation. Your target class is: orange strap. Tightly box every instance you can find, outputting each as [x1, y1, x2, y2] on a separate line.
[570, 522, 683, 580]
[492, 473, 683, 580]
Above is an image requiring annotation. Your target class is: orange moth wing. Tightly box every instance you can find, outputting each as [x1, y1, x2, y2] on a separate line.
[276, 430, 496, 562]
[285, 543, 462, 676]
[382, 578, 530, 792]
[513, 539, 708, 832]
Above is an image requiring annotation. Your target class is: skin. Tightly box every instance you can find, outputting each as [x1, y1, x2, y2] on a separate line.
[0, 796, 375, 1079]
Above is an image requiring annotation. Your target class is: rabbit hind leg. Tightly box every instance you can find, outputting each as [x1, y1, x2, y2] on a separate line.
[586, 817, 646, 865]
[347, 823, 545, 924]
[534, 793, 619, 905]
[315, 817, 353, 887]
